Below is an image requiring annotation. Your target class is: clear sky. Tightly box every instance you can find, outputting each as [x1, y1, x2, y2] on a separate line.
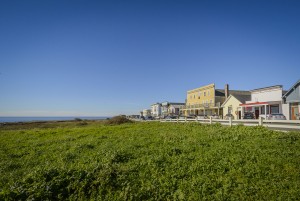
[0, 0, 300, 116]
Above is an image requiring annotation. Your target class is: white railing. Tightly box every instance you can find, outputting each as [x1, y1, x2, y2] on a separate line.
[160, 117, 300, 130]
[180, 102, 221, 109]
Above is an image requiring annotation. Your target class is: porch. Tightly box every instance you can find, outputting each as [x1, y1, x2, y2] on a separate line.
[180, 102, 222, 116]
[239, 101, 282, 119]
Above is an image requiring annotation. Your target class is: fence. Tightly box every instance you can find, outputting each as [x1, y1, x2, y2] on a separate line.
[160, 117, 300, 130]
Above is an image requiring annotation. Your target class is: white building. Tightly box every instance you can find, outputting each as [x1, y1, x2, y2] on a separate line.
[239, 85, 285, 119]
[168, 104, 184, 115]
[161, 101, 185, 117]
[151, 103, 162, 118]
[142, 109, 151, 117]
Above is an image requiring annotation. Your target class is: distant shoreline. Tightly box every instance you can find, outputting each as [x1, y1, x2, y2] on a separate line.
[0, 117, 111, 123]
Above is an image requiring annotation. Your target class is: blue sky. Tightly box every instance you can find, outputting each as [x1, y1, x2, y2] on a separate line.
[0, 0, 300, 116]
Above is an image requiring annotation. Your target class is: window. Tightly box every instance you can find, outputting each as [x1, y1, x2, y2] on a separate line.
[246, 107, 252, 112]
[261, 106, 265, 114]
[208, 91, 210, 96]
[204, 92, 206, 96]
[270, 105, 279, 114]
[210, 100, 212, 104]
[194, 95, 195, 99]
[228, 106, 232, 114]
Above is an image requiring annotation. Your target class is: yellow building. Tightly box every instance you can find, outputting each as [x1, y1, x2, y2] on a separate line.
[221, 94, 251, 119]
[180, 83, 249, 117]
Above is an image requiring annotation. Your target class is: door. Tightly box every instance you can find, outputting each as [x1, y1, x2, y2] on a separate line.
[255, 109, 259, 119]
[291, 106, 299, 120]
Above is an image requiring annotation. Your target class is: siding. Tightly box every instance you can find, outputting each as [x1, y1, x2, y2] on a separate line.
[286, 84, 300, 103]
[282, 103, 290, 120]
[250, 87, 282, 102]
[186, 84, 215, 106]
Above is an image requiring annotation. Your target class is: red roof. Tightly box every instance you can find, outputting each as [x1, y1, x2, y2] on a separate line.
[240, 102, 268, 106]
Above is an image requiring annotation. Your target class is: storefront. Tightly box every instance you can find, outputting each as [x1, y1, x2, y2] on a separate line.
[240, 101, 281, 119]
[238, 85, 284, 119]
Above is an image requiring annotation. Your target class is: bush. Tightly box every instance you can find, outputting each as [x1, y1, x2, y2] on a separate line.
[76, 121, 88, 126]
[105, 116, 133, 125]
[1, 122, 300, 200]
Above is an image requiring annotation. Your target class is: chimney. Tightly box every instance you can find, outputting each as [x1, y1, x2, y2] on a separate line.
[225, 84, 229, 99]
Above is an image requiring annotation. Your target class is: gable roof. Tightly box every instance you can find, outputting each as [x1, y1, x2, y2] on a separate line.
[221, 94, 251, 107]
[215, 89, 225, 96]
[168, 102, 185, 105]
[161, 101, 185, 106]
[282, 80, 300, 98]
[215, 89, 250, 97]
[234, 94, 251, 103]
[230, 90, 251, 96]
[250, 85, 282, 92]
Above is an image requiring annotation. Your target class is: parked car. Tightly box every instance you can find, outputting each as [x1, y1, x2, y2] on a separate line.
[243, 112, 255, 119]
[144, 116, 154, 120]
[178, 115, 196, 119]
[210, 114, 220, 119]
[224, 114, 234, 120]
[197, 115, 208, 119]
[266, 114, 286, 120]
[165, 116, 177, 119]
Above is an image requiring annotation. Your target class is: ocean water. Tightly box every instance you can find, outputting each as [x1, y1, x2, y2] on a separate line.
[0, 117, 110, 123]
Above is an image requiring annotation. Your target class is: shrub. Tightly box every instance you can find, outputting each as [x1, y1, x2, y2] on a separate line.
[105, 116, 133, 125]
[1, 122, 300, 200]
[76, 121, 88, 126]
[74, 118, 83, 121]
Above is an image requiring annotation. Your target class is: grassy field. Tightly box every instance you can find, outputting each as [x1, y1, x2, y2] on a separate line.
[0, 120, 300, 200]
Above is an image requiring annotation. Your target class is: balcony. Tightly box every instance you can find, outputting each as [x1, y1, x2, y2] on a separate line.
[180, 102, 221, 110]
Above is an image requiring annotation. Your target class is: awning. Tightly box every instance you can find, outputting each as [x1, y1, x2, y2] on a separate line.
[240, 102, 268, 107]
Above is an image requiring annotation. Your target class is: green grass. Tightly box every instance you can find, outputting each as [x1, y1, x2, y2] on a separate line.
[0, 121, 300, 200]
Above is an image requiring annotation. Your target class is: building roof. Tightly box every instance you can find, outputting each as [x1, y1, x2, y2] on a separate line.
[161, 101, 185, 106]
[250, 85, 282, 92]
[234, 94, 251, 103]
[221, 94, 251, 107]
[215, 89, 225, 96]
[151, 102, 161, 106]
[168, 102, 185, 105]
[187, 83, 215, 93]
[215, 89, 250, 97]
[169, 104, 184, 109]
[282, 80, 300, 98]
